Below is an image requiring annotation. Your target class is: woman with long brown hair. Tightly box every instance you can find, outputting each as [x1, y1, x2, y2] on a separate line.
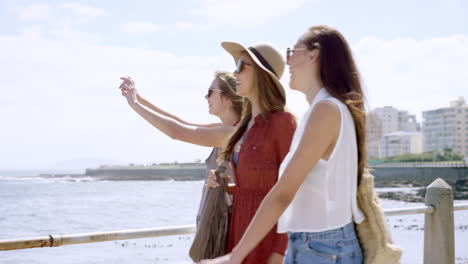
[205, 43, 297, 263]
[201, 25, 367, 263]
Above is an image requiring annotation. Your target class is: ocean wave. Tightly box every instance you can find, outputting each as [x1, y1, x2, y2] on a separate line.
[60, 176, 100, 182]
[0, 175, 100, 183]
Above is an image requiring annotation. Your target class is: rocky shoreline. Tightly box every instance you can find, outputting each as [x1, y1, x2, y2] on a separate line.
[377, 178, 468, 202]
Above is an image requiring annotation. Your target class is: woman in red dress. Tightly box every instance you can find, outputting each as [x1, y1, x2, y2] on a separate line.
[205, 42, 296, 263]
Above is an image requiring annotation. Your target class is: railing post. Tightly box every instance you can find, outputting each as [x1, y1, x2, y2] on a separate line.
[423, 178, 455, 264]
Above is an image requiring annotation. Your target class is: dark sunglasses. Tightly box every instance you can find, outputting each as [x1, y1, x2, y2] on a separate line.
[206, 88, 222, 98]
[286, 47, 308, 60]
[234, 60, 252, 74]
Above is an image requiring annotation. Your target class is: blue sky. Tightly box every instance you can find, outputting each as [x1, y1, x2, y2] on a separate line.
[1, 0, 467, 170]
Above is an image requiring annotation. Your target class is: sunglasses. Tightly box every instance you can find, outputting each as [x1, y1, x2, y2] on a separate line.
[206, 88, 222, 98]
[234, 60, 252, 74]
[286, 47, 308, 60]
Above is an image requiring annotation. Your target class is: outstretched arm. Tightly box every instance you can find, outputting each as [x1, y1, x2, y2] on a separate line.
[122, 81, 234, 148]
[121, 77, 220, 128]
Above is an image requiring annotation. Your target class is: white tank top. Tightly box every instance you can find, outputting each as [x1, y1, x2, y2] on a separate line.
[278, 88, 365, 233]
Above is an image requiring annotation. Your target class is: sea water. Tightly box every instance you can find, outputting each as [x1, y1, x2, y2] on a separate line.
[1, 173, 467, 263]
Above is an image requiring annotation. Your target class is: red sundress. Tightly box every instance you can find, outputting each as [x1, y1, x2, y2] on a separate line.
[228, 111, 296, 263]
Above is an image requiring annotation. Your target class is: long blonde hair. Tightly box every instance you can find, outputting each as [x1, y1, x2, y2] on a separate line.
[214, 71, 243, 118]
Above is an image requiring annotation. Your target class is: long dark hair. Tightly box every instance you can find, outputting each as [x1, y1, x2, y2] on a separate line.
[303, 25, 367, 184]
[219, 53, 286, 162]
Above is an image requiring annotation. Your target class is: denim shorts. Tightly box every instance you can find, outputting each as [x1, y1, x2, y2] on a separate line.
[283, 222, 363, 264]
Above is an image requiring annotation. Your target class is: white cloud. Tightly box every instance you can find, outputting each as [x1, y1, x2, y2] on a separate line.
[59, 3, 106, 24]
[190, 0, 313, 28]
[19, 3, 51, 20]
[0, 29, 231, 170]
[353, 34, 468, 120]
[122, 21, 207, 34]
[121, 0, 314, 34]
[18, 2, 105, 26]
[122, 22, 169, 33]
[175, 22, 196, 31]
[61, 3, 105, 17]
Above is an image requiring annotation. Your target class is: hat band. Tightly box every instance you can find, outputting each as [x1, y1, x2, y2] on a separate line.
[248, 47, 278, 77]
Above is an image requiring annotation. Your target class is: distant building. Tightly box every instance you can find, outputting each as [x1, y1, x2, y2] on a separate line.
[423, 97, 468, 158]
[366, 112, 383, 159]
[367, 106, 421, 159]
[374, 106, 399, 136]
[380, 131, 423, 158]
[398, 110, 420, 132]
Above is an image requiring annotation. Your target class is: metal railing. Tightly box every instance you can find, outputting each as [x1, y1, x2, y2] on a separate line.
[0, 225, 196, 251]
[1, 178, 467, 263]
[370, 161, 467, 168]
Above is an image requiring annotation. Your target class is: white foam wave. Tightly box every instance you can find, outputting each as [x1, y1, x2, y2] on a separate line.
[0, 175, 99, 183]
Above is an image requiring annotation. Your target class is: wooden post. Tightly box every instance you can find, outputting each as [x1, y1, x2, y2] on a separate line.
[424, 178, 455, 264]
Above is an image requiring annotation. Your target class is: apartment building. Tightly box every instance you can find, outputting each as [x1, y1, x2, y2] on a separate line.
[422, 97, 468, 158]
[367, 106, 421, 158]
[380, 131, 423, 158]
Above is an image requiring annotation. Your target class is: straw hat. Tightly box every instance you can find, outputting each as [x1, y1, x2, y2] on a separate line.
[221, 42, 285, 99]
